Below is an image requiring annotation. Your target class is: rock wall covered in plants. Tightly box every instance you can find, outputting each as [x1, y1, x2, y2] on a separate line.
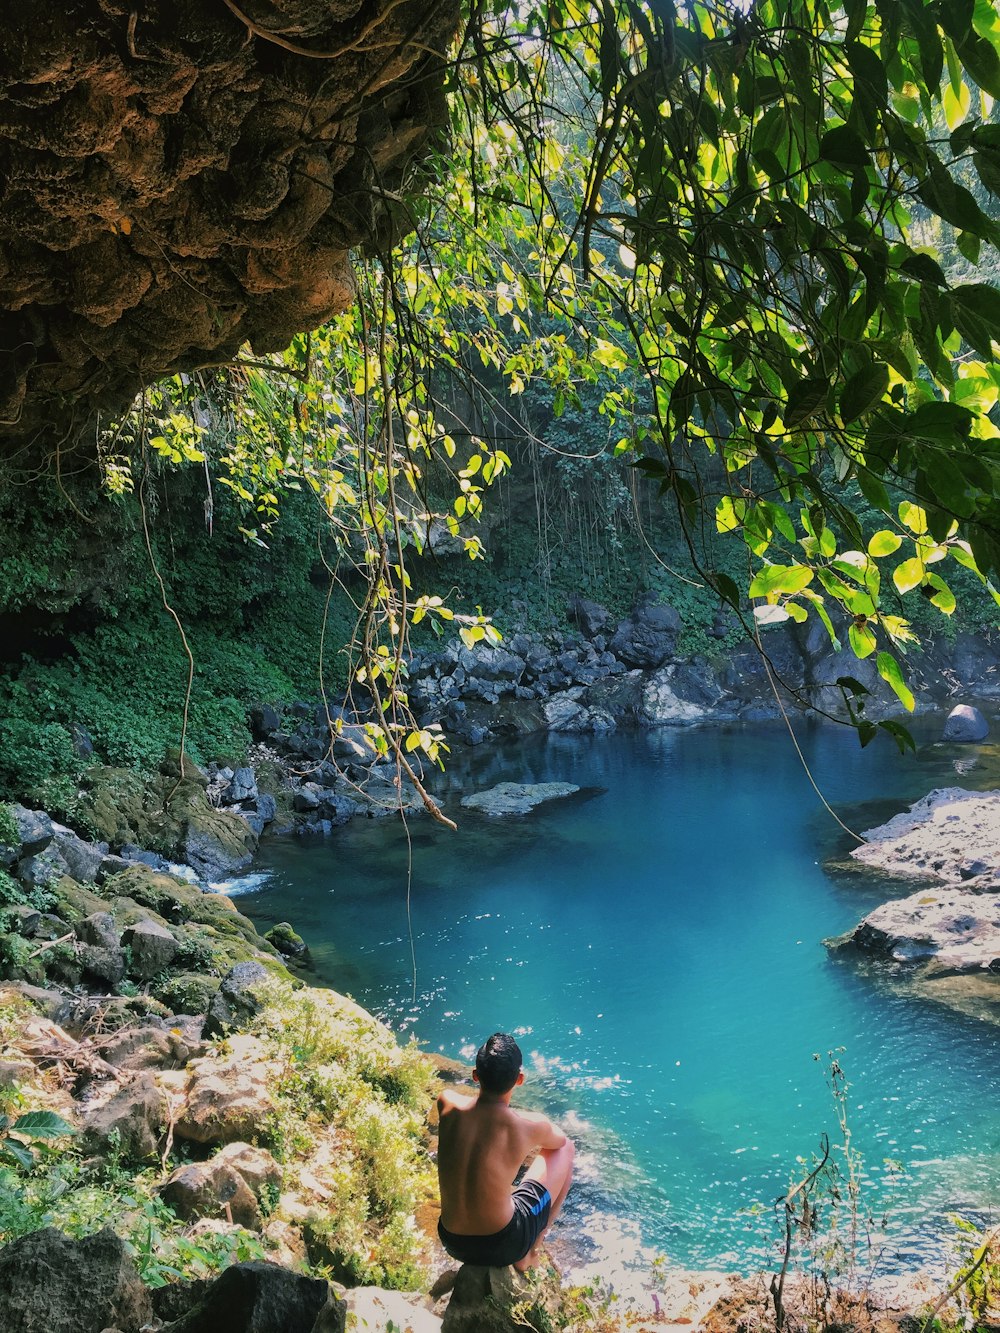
[0, 0, 459, 451]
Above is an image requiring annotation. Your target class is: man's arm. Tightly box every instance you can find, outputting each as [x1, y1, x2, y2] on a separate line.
[517, 1108, 568, 1151]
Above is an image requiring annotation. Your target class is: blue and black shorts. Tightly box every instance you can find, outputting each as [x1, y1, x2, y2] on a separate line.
[437, 1179, 552, 1267]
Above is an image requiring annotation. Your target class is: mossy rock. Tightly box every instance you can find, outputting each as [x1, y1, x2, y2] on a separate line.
[50, 876, 108, 924]
[101, 866, 209, 920]
[75, 767, 181, 852]
[155, 971, 222, 1016]
[0, 932, 46, 985]
[264, 922, 309, 959]
[106, 895, 173, 932]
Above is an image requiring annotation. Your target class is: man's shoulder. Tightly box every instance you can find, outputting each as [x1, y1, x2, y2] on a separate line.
[437, 1086, 476, 1113]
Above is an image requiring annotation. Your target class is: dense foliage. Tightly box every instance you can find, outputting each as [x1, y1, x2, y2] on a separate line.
[6, 0, 1000, 789]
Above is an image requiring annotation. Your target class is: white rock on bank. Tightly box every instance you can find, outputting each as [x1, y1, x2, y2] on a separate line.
[346, 1286, 441, 1331]
[851, 786, 1000, 890]
[848, 888, 1000, 971]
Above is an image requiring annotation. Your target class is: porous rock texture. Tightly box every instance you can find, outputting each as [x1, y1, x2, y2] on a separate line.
[0, 0, 460, 448]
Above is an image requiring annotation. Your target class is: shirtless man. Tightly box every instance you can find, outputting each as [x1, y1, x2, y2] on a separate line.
[436, 1032, 575, 1272]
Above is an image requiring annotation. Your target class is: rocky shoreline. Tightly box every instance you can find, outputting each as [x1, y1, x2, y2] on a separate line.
[2, 600, 999, 1330]
[828, 787, 1000, 1025]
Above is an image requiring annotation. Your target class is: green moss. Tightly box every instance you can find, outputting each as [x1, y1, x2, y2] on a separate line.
[154, 971, 221, 1014]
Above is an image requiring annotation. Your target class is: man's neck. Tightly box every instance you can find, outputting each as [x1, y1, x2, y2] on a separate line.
[476, 1088, 514, 1108]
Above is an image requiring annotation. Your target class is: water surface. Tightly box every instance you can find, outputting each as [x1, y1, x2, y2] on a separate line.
[238, 722, 1000, 1274]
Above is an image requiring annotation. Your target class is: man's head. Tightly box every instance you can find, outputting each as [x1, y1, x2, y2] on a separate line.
[474, 1032, 523, 1094]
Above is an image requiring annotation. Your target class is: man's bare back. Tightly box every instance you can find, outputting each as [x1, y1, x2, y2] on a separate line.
[436, 1032, 574, 1271]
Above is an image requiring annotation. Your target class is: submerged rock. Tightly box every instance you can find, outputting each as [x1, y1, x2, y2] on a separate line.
[460, 782, 580, 816]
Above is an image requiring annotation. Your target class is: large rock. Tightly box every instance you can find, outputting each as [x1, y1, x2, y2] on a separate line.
[640, 667, 711, 724]
[456, 645, 526, 683]
[96, 1022, 201, 1072]
[441, 1265, 545, 1333]
[460, 782, 580, 816]
[943, 703, 990, 742]
[204, 961, 271, 1036]
[835, 888, 1000, 972]
[569, 596, 610, 638]
[81, 1071, 169, 1162]
[51, 830, 108, 885]
[7, 804, 55, 855]
[158, 1159, 262, 1229]
[183, 806, 258, 880]
[608, 598, 681, 669]
[175, 1039, 276, 1145]
[0, 1226, 152, 1333]
[122, 918, 179, 981]
[159, 1261, 334, 1333]
[850, 788, 1000, 890]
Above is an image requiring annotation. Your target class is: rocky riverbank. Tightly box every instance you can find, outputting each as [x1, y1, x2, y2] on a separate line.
[828, 787, 1000, 1025]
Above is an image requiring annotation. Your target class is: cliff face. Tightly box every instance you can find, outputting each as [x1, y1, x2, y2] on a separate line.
[0, 0, 459, 452]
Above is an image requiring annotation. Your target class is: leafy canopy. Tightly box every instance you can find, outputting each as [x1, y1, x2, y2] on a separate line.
[108, 0, 1000, 754]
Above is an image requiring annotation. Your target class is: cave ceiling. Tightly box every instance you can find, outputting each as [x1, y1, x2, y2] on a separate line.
[0, 0, 460, 463]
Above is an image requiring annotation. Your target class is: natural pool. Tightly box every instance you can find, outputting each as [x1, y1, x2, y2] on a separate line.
[235, 722, 1000, 1275]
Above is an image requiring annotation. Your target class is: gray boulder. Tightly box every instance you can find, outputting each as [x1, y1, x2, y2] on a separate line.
[834, 887, 1000, 972]
[182, 802, 257, 880]
[456, 645, 525, 682]
[17, 847, 70, 888]
[52, 830, 106, 885]
[204, 961, 271, 1037]
[608, 599, 681, 669]
[569, 596, 610, 638]
[123, 919, 179, 981]
[76, 911, 119, 950]
[0, 1227, 152, 1333]
[226, 767, 259, 804]
[158, 1260, 334, 1333]
[82, 1071, 169, 1162]
[9, 804, 56, 855]
[943, 703, 990, 742]
[442, 1265, 543, 1333]
[158, 1159, 262, 1229]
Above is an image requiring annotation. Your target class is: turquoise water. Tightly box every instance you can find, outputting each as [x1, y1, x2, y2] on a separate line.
[237, 722, 1000, 1274]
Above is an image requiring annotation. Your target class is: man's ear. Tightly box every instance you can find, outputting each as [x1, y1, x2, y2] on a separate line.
[472, 1070, 480, 1084]
[516, 1071, 525, 1086]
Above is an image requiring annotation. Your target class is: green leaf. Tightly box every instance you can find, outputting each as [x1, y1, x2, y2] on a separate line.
[893, 557, 925, 592]
[899, 253, 948, 287]
[955, 29, 1000, 98]
[841, 363, 889, 423]
[748, 564, 815, 597]
[10, 1111, 76, 1138]
[0, 1140, 35, 1170]
[837, 675, 871, 698]
[878, 719, 917, 753]
[876, 651, 916, 711]
[926, 572, 957, 613]
[849, 622, 878, 658]
[785, 377, 829, 427]
[819, 125, 870, 170]
[868, 529, 903, 557]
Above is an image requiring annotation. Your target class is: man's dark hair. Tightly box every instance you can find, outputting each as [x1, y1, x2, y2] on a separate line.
[475, 1032, 522, 1093]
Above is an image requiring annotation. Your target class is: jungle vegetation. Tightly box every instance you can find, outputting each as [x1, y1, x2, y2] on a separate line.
[5, 0, 1000, 792]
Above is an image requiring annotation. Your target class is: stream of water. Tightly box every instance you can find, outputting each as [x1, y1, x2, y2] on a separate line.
[233, 721, 1000, 1277]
